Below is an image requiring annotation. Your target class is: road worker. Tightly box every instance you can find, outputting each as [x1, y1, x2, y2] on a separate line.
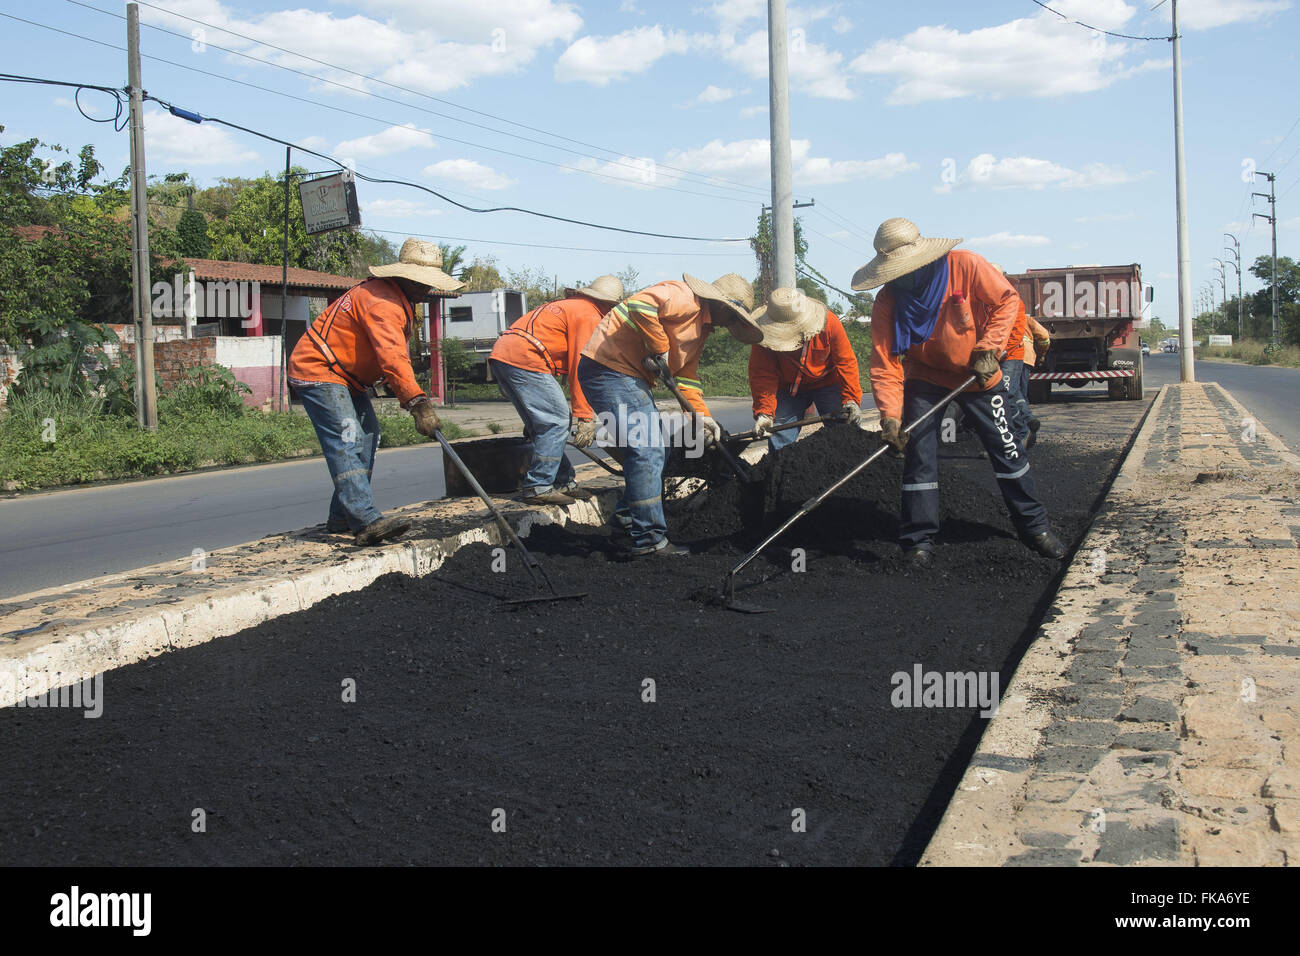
[748, 287, 863, 450]
[990, 265, 1037, 448]
[1021, 313, 1052, 441]
[576, 273, 762, 557]
[852, 218, 1067, 569]
[288, 238, 462, 546]
[488, 275, 625, 505]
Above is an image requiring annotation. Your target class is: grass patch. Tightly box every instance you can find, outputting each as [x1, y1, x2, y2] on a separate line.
[1200, 342, 1300, 368]
[0, 400, 471, 492]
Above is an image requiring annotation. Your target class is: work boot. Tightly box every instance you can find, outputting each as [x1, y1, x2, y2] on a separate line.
[903, 544, 933, 570]
[619, 538, 690, 558]
[519, 488, 577, 506]
[354, 516, 411, 547]
[1026, 417, 1041, 449]
[325, 519, 351, 534]
[1024, 529, 1067, 560]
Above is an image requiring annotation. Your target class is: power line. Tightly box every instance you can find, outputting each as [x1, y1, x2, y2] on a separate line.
[94, 0, 786, 202]
[1028, 0, 1170, 40]
[364, 227, 748, 257]
[797, 262, 865, 306]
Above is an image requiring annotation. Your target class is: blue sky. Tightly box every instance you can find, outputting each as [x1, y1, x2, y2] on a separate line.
[2, 0, 1297, 317]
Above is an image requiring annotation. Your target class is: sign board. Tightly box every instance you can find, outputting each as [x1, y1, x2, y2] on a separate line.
[1208, 334, 1233, 346]
[299, 171, 361, 235]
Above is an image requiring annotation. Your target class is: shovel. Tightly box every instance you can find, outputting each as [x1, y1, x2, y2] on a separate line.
[728, 410, 846, 444]
[718, 371, 983, 614]
[642, 355, 752, 483]
[568, 441, 623, 477]
[435, 430, 587, 607]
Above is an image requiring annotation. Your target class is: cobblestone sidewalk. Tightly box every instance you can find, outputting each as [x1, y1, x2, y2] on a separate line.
[923, 382, 1300, 866]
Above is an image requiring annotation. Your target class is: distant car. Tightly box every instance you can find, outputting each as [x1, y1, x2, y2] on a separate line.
[1141, 341, 1150, 356]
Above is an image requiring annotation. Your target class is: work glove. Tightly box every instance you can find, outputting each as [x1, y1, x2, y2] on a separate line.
[572, 418, 597, 449]
[1033, 333, 1051, 351]
[698, 415, 722, 448]
[969, 348, 1001, 387]
[880, 417, 907, 455]
[409, 397, 441, 438]
[753, 413, 774, 439]
[840, 401, 862, 427]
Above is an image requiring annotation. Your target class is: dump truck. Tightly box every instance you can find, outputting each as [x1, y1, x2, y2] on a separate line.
[1006, 264, 1152, 402]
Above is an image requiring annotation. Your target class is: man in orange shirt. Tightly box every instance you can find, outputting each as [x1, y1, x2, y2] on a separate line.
[852, 218, 1065, 568]
[577, 273, 761, 557]
[288, 239, 462, 546]
[748, 287, 862, 451]
[488, 274, 623, 504]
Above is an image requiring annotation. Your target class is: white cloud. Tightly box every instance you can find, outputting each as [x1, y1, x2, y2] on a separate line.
[832, 16, 853, 34]
[850, 5, 1169, 104]
[664, 138, 918, 186]
[1178, 0, 1291, 30]
[936, 154, 1148, 192]
[142, 0, 582, 95]
[424, 159, 516, 190]
[697, 85, 738, 103]
[362, 198, 445, 219]
[298, 135, 329, 152]
[554, 25, 699, 85]
[717, 28, 854, 100]
[565, 156, 661, 189]
[740, 104, 768, 118]
[970, 232, 1052, 248]
[335, 124, 435, 159]
[145, 109, 258, 166]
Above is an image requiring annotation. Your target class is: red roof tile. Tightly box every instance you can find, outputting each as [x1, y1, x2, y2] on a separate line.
[182, 258, 459, 298]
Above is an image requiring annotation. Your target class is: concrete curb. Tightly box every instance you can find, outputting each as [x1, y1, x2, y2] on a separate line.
[0, 480, 619, 709]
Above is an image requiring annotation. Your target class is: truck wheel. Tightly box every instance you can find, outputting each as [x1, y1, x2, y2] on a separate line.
[1125, 361, 1144, 400]
[1027, 380, 1049, 404]
[1108, 379, 1126, 400]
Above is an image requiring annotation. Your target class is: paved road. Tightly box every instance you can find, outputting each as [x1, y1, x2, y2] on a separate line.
[0, 398, 756, 598]
[1141, 351, 1299, 453]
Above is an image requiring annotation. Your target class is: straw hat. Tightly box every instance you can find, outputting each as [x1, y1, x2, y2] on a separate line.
[752, 287, 827, 352]
[681, 272, 762, 344]
[850, 218, 962, 291]
[370, 238, 465, 292]
[564, 274, 625, 305]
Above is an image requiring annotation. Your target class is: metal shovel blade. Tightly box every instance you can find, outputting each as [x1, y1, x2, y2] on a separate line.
[501, 590, 589, 607]
[720, 574, 772, 614]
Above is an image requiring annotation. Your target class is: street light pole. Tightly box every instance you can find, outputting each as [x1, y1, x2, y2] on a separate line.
[767, 0, 795, 293]
[1170, 0, 1194, 381]
[1252, 170, 1278, 347]
[126, 3, 157, 430]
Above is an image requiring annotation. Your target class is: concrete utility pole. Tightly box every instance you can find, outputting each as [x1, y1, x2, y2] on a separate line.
[126, 3, 157, 430]
[1212, 259, 1226, 315]
[767, 0, 795, 292]
[1252, 170, 1278, 346]
[1224, 233, 1243, 338]
[1170, 0, 1194, 380]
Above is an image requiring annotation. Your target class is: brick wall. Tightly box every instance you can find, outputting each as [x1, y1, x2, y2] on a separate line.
[121, 337, 219, 392]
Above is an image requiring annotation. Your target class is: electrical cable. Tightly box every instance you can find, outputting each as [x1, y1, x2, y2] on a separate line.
[1027, 0, 1169, 40]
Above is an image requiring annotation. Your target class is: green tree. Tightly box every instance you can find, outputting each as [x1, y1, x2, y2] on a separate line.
[460, 254, 505, 291]
[750, 210, 809, 305]
[176, 207, 210, 258]
[1248, 254, 1300, 343]
[615, 264, 641, 295]
[438, 243, 467, 278]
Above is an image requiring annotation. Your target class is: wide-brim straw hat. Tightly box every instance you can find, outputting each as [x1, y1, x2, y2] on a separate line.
[682, 272, 762, 344]
[564, 274, 625, 305]
[370, 238, 465, 293]
[752, 287, 827, 352]
[850, 218, 961, 291]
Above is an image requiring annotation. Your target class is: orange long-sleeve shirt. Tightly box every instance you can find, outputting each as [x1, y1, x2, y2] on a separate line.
[288, 277, 424, 405]
[488, 296, 605, 420]
[869, 249, 1019, 421]
[581, 280, 712, 416]
[1004, 297, 1029, 361]
[1024, 315, 1050, 367]
[748, 310, 862, 417]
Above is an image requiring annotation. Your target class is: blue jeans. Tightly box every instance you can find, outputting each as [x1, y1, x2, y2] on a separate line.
[293, 380, 383, 532]
[900, 377, 1048, 549]
[999, 359, 1031, 445]
[770, 383, 845, 451]
[489, 359, 575, 493]
[576, 356, 667, 550]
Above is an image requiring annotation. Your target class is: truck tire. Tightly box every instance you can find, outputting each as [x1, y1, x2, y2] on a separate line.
[1108, 378, 1126, 399]
[1125, 358, 1144, 400]
[1027, 379, 1049, 404]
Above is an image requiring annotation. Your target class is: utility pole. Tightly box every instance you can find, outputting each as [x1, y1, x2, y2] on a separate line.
[1212, 259, 1226, 319]
[1252, 170, 1278, 346]
[126, 3, 157, 429]
[1224, 232, 1242, 339]
[767, 0, 795, 293]
[1170, 0, 1194, 381]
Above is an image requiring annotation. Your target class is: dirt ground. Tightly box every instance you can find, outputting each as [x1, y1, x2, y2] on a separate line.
[0, 394, 1149, 866]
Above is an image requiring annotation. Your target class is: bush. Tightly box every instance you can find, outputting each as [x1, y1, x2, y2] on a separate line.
[159, 363, 251, 418]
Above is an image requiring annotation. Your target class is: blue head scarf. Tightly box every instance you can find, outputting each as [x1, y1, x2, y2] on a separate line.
[889, 254, 949, 355]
